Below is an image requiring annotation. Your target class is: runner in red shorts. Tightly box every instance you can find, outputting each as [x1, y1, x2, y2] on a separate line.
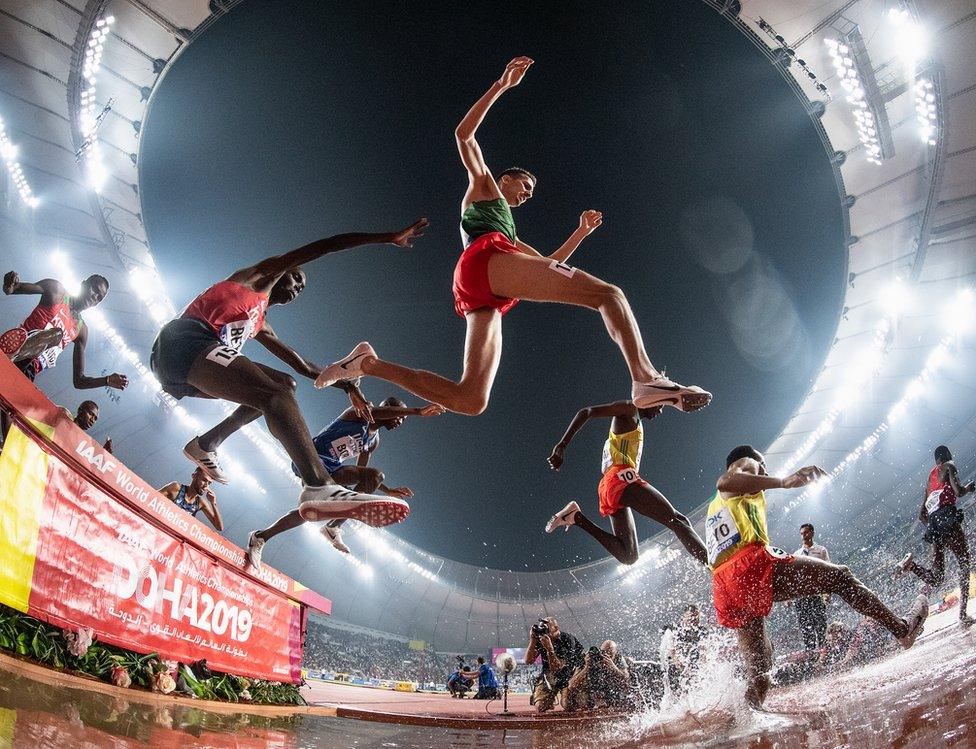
[707, 445, 929, 708]
[543, 399, 707, 567]
[317, 58, 711, 416]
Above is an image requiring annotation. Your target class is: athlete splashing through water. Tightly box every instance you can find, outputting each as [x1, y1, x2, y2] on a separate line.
[316, 58, 710, 416]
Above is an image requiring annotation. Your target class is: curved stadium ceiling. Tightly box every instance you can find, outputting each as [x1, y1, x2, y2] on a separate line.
[0, 0, 973, 651]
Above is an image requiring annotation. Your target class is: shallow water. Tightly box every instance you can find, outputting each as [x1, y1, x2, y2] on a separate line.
[1, 612, 974, 748]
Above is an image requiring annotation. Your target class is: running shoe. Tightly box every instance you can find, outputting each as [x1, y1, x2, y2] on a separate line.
[632, 375, 712, 412]
[1, 327, 62, 363]
[960, 613, 975, 627]
[298, 483, 409, 527]
[315, 342, 376, 389]
[898, 593, 930, 648]
[546, 501, 580, 533]
[0, 327, 27, 359]
[183, 437, 229, 484]
[893, 552, 913, 579]
[321, 524, 351, 554]
[246, 531, 266, 572]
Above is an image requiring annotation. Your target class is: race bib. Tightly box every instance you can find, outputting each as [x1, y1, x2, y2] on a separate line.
[219, 318, 256, 352]
[205, 345, 241, 367]
[926, 489, 945, 514]
[329, 434, 364, 463]
[33, 322, 67, 371]
[705, 507, 741, 566]
[615, 467, 640, 484]
[548, 260, 577, 278]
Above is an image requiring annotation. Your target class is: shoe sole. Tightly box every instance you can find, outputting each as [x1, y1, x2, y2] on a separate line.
[299, 499, 409, 527]
[182, 445, 230, 485]
[899, 601, 929, 648]
[2, 328, 64, 363]
[633, 390, 712, 412]
[0, 328, 27, 358]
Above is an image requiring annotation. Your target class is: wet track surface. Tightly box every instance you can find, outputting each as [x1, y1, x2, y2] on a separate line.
[0, 608, 973, 748]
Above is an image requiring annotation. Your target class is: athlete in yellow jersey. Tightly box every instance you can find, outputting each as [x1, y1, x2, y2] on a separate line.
[543, 400, 707, 567]
[711, 445, 929, 708]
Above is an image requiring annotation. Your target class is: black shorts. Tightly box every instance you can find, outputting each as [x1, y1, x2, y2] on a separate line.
[924, 505, 963, 544]
[15, 359, 37, 382]
[150, 317, 222, 399]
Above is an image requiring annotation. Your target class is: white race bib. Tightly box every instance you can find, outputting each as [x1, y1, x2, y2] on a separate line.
[615, 467, 640, 484]
[329, 435, 364, 463]
[219, 318, 256, 352]
[925, 489, 944, 514]
[705, 507, 742, 566]
[32, 322, 67, 371]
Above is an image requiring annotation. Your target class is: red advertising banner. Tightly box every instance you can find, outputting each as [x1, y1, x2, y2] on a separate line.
[0, 355, 331, 683]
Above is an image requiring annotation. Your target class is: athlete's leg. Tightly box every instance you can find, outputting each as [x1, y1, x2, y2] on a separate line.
[253, 509, 305, 545]
[572, 508, 639, 565]
[736, 617, 772, 709]
[945, 530, 971, 619]
[185, 350, 330, 487]
[905, 542, 947, 587]
[324, 466, 384, 530]
[362, 309, 502, 415]
[486, 251, 657, 383]
[619, 483, 708, 566]
[772, 555, 908, 637]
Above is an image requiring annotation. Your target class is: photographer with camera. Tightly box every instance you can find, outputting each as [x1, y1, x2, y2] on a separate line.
[447, 656, 473, 698]
[564, 640, 635, 712]
[525, 616, 584, 712]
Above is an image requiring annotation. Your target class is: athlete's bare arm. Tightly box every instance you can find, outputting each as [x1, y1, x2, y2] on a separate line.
[157, 482, 180, 500]
[548, 400, 653, 470]
[366, 404, 445, 421]
[943, 461, 975, 498]
[3, 273, 62, 304]
[717, 459, 825, 498]
[71, 324, 128, 391]
[516, 211, 604, 263]
[230, 220, 429, 294]
[456, 57, 533, 207]
[197, 488, 224, 532]
[255, 322, 372, 421]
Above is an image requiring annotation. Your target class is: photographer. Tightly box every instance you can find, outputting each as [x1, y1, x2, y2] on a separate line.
[525, 616, 584, 712]
[564, 640, 635, 712]
[447, 657, 472, 698]
[460, 656, 500, 700]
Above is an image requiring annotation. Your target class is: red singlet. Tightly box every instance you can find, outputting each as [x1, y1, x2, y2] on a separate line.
[21, 296, 82, 371]
[925, 465, 957, 513]
[182, 281, 269, 352]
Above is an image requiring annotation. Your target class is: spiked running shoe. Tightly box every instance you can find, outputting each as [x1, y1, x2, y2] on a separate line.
[183, 437, 229, 484]
[246, 531, 266, 572]
[546, 501, 581, 533]
[321, 524, 351, 554]
[315, 342, 376, 389]
[298, 483, 409, 528]
[632, 375, 712, 412]
[898, 593, 930, 649]
[1, 327, 63, 363]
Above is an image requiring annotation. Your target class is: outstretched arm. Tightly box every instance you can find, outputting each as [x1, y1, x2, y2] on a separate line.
[71, 325, 129, 391]
[3, 273, 64, 304]
[456, 57, 533, 205]
[548, 400, 638, 470]
[254, 323, 372, 421]
[367, 404, 445, 421]
[517, 211, 604, 263]
[717, 461, 826, 496]
[232, 219, 429, 293]
[945, 461, 975, 498]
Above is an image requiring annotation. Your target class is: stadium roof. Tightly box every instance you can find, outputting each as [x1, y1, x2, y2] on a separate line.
[1, 0, 973, 652]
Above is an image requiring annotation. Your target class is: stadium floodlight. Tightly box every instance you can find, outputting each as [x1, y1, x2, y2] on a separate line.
[825, 38, 882, 165]
[881, 277, 913, 318]
[0, 117, 40, 207]
[887, 7, 927, 71]
[914, 78, 938, 145]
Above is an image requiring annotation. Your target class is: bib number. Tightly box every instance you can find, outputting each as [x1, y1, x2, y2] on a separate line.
[330, 435, 364, 463]
[705, 507, 741, 566]
[926, 489, 945, 514]
[548, 260, 577, 278]
[616, 468, 640, 484]
[219, 319, 255, 352]
[205, 345, 241, 367]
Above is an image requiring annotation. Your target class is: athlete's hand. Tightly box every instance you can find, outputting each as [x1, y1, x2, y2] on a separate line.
[106, 373, 128, 390]
[499, 57, 533, 89]
[967, 482, 976, 495]
[782, 465, 827, 489]
[547, 445, 565, 471]
[3, 271, 18, 295]
[578, 210, 603, 236]
[384, 486, 413, 500]
[390, 218, 429, 248]
[419, 404, 446, 417]
[345, 384, 374, 424]
[205, 488, 217, 503]
[103, 437, 113, 454]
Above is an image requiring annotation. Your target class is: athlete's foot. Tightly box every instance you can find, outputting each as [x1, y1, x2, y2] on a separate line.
[744, 674, 771, 710]
[321, 524, 351, 554]
[183, 437, 229, 484]
[893, 552, 913, 579]
[898, 593, 930, 648]
[246, 531, 266, 572]
[298, 484, 409, 528]
[632, 376, 712, 413]
[315, 342, 376, 389]
[545, 501, 580, 534]
[1, 327, 62, 363]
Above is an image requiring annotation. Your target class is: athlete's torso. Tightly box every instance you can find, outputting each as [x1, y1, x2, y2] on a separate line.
[172, 484, 201, 516]
[926, 464, 957, 514]
[182, 281, 269, 352]
[705, 489, 770, 570]
[601, 422, 643, 473]
[460, 198, 517, 245]
[22, 296, 82, 371]
[312, 416, 378, 473]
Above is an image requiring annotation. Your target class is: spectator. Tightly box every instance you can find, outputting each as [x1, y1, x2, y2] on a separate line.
[158, 468, 223, 531]
[525, 617, 584, 713]
[794, 523, 830, 650]
[461, 656, 499, 700]
[58, 400, 113, 453]
[565, 640, 634, 712]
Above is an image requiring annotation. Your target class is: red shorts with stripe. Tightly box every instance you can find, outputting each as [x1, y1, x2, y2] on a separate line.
[597, 464, 650, 517]
[452, 232, 521, 317]
[712, 543, 794, 629]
